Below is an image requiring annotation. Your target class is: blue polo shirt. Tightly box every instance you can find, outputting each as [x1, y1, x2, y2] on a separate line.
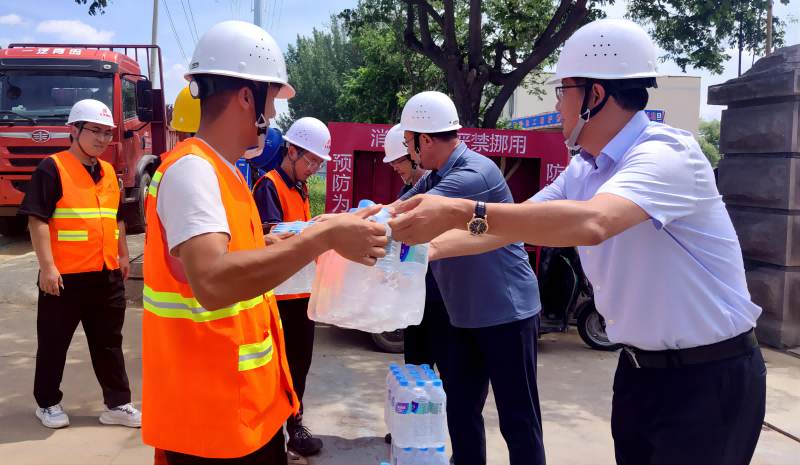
[400, 144, 541, 328]
[531, 111, 761, 350]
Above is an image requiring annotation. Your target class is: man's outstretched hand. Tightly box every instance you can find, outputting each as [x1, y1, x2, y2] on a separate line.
[388, 195, 473, 245]
[314, 204, 391, 266]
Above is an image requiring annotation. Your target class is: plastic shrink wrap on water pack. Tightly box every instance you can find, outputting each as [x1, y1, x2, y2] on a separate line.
[270, 221, 317, 295]
[307, 200, 430, 333]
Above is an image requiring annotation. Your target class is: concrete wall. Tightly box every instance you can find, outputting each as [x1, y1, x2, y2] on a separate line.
[502, 75, 702, 139]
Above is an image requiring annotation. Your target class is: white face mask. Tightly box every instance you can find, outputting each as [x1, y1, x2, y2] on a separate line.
[244, 133, 266, 159]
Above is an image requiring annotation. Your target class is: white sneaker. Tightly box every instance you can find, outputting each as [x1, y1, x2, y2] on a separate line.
[36, 404, 70, 428]
[99, 403, 141, 428]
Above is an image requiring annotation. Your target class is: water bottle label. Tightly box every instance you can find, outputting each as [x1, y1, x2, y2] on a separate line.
[429, 402, 443, 415]
[411, 401, 430, 415]
[395, 402, 410, 414]
[399, 243, 428, 265]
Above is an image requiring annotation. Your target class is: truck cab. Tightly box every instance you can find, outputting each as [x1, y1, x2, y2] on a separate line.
[0, 44, 173, 236]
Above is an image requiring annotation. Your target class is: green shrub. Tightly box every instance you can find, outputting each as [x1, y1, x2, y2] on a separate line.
[307, 175, 326, 218]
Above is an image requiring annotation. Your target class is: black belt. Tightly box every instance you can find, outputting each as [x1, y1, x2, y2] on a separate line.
[623, 329, 758, 369]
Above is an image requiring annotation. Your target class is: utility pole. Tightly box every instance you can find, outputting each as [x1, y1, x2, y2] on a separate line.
[254, 0, 262, 28]
[150, 0, 159, 87]
[766, 0, 773, 56]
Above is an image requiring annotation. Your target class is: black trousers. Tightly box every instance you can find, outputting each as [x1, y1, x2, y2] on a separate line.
[276, 297, 315, 424]
[612, 345, 767, 465]
[33, 280, 131, 409]
[165, 426, 287, 465]
[404, 300, 450, 390]
[447, 313, 544, 465]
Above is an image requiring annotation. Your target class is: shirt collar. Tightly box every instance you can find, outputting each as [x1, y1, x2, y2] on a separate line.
[599, 111, 650, 163]
[275, 165, 297, 190]
[437, 142, 468, 178]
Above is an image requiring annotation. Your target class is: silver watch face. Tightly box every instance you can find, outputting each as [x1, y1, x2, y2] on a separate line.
[469, 218, 488, 235]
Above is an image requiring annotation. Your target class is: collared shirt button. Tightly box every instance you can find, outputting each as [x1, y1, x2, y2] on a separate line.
[596, 285, 601, 291]
[608, 319, 614, 325]
[587, 249, 591, 254]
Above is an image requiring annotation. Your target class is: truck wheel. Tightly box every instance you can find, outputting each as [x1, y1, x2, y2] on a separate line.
[577, 307, 623, 351]
[371, 330, 404, 353]
[124, 172, 151, 234]
[0, 216, 28, 237]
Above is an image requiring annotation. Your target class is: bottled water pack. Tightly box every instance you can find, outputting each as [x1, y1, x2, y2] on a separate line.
[307, 200, 431, 333]
[385, 364, 447, 464]
[270, 221, 317, 296]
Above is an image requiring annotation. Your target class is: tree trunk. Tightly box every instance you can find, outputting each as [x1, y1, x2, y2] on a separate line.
[447, 60, 488, 128]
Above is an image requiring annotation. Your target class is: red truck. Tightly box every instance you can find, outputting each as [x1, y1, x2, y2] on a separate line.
[0, 43, 176, 236]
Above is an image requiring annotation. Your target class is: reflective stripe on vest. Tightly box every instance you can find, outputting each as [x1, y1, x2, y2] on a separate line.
[143, 285, 275, 323]
[115, 229, 120, 240]
[148, 171, 163, 198]
[238, 336, 274, 371]
[57, 230, 89, 241]
[52, 207, 118, 219]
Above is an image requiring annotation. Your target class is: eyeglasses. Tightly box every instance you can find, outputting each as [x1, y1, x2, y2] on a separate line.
[389, 157, 410, 167]
[555, 85, 587, 101]
[82, 127, 114, 141]
[402, 137, 414, 148]
[302, 154, 325, 171]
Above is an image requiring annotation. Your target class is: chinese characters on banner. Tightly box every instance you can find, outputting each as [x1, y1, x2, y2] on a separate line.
[456, 132, 528, 155]
[546, 163, 566, 183]
[329, 153, 353, 213]
[371, 129, 388, 148]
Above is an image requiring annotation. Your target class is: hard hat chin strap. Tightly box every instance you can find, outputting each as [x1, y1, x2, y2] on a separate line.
[565, 80, 610, 152]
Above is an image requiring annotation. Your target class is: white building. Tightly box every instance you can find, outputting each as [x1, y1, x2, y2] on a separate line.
[501, 74, 701, 139]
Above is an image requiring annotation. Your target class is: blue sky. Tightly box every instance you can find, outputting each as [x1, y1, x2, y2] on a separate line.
[1, 0, 797, 123]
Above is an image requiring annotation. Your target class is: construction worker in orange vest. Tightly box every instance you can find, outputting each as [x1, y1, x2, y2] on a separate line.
[142, 21, 388, 465]
[251, 117, 330, 456]
[19, 98, 141, 429]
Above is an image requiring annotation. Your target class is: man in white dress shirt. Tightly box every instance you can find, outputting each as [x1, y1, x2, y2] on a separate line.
[388, 19, 766, 465]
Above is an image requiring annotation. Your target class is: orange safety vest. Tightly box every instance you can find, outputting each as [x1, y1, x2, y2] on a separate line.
[142, 139, 298, 459]
[253, 170, 311, 300]
[48, 151, 119, 274]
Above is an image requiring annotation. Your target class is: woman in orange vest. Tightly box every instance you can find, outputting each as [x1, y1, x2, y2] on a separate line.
[144, 21, 388, 464]
[251, 117, 331, 456]
[19, 99, 140, 429]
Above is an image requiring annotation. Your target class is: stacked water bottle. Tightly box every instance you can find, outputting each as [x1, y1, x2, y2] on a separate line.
[270, 221, 318, 295]
[307, 200, 430, 332]
[384, 364, 448, 465]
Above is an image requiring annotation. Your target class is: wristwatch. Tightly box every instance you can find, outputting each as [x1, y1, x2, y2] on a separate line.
[468, 201, 489, 236]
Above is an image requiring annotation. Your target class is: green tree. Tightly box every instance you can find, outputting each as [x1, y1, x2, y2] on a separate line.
[699, 118, 722, 166]
[74, 0, 108, 15]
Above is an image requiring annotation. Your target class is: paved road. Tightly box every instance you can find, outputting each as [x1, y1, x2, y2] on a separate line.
[0, 233, 798, 465]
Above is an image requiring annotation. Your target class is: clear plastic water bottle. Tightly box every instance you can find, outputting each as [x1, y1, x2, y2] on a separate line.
[415, 448, 433, 465]
[427, 379, 447, 448]
[395, 446, 415, 465]
[393, 380, 413, 448]
[430, 446, 448, 465]
[420, 364, 431, 371]
[385, 365, 399, 427]
[389, 374, 404, 432]
[411, 379, 431, 448]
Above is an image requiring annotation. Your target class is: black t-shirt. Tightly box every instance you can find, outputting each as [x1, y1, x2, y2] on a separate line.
[18, 156, 124, 287]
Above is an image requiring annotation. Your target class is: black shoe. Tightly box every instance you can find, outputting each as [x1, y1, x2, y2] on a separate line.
[385, 433, 392, 444]
[288, 424, 323, 455]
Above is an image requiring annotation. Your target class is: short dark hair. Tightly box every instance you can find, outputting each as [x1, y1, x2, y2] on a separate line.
[68, 122, 84, 143]
[429, 130, 459, 142]
[575, 78, 649, 112]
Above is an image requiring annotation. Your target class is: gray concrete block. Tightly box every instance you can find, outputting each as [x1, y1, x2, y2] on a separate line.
[719, 101, 799, 154]
[749, 266, 800, 347]
[728, 208, 800, 267]
[718, 157, 800, 210]
[708, 45, 800, 105]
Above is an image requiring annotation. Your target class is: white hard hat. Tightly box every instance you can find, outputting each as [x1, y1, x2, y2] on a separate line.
[399, 91, 461, 133]
[382, 124, 408, 163]
[184, 20, 294, 99]
[547, 19, 661, 86]
[283, 117, 331, 161]
[66, 99, 116, 128]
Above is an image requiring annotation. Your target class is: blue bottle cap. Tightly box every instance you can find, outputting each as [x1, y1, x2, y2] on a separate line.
[399, 380, 408, 386]
[402, 447, 412, 451]
[389, 364, 399, 370]
[358, 199, 376, 208]
[416, 380, 426, 386]
[396, 375, 405, 381]
[348, 208, 358, 213]
[436, 446, 445, 452]
[405, 364, 415, 368]
[392, 369, 402, 375]
[421, 364, 431, 370]
[419, 448, 428, 451]
[433, 379, 442, 386]
[409, 370, 419, 374]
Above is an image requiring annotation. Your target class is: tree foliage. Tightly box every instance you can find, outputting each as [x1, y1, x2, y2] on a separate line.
[699, 118, 721, 166]
[627, 0, 793, 75]
[74, 0, 108, 15]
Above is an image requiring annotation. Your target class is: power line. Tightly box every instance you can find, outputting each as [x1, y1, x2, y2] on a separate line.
[187, 0, 200, 40]
[179, 0, 197, 45]
[274, 0, 285, 41]
[161, 0, 189, 67]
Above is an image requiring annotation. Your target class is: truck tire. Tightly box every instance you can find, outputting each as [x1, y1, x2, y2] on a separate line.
[124, 171, 151, 234]
[577, 306, 623, 352]
[371, 330, 404, 353]
[0, 215, 28, 237]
